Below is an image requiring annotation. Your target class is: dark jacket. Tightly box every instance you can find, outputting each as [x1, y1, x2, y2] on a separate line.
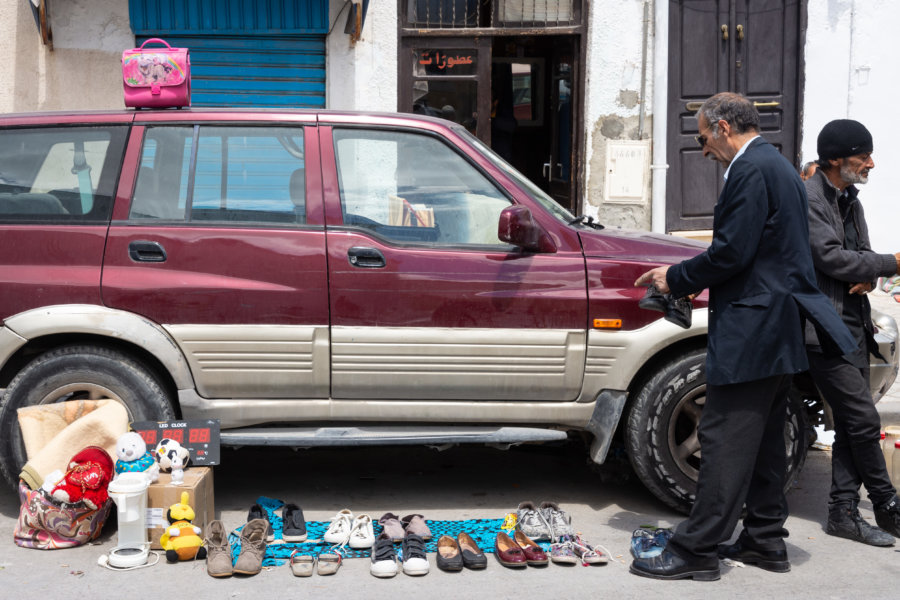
[804, 169, 897, 347]
[667, 138, 855, 385]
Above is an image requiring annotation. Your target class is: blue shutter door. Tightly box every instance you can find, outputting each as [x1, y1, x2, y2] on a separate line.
[130, 0, 327, 108]
[136, 35, 325, 108]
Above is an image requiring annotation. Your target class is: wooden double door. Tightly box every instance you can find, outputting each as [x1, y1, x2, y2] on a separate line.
[666, 0, 803, 232]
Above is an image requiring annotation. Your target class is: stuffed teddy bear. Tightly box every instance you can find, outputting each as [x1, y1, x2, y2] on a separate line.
[50, 446, 114, 510]
[159, 491, 207, 562]
[114, 432, 159, 482]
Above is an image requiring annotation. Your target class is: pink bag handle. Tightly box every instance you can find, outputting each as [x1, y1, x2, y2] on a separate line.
[138, 38, 174, 50]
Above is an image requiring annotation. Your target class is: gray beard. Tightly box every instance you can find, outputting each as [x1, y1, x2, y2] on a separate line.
[841, 162, 868, 185]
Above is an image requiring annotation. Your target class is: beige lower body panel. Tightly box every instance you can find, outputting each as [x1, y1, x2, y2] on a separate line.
[331, 326, 586, 400]
[165, 324, 330, 399]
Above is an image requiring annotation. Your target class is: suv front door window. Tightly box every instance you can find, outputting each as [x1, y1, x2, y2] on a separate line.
[332, 128, 511, 247]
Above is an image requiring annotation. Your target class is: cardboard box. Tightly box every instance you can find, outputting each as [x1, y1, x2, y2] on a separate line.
[147, 467, 215, 550]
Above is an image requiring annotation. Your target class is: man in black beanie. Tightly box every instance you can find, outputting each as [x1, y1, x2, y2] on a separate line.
[806, 118, 900, 546]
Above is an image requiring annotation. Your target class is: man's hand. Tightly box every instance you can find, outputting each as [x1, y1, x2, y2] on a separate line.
[894, 252, 900, 274]
[849, 282, 873, 295]
[635, 266, 671, 294]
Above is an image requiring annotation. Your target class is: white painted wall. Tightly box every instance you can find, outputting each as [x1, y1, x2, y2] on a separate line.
[325, 0, 397, 111]
[802, 0, 900, 254]
[583, 0, 654, 229]
[0, 0, 132, 113]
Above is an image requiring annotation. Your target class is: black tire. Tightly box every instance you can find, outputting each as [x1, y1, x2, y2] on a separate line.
[0, 344, 175, 487]
[625, 349, 809, 514]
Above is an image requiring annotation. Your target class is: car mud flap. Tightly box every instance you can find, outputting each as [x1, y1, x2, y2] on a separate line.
[585, 389, 628, 464]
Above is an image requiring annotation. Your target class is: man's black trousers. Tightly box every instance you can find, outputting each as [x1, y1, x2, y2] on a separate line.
[668, 374, 792, 560]
[807, 350, 896, 509]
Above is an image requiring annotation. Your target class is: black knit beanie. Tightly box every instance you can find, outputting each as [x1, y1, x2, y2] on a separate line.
[817, 119, 873, 160]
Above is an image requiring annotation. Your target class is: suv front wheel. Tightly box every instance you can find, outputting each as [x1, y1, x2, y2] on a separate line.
[624, 349, 808, 514]
[0, 344, 175, 487]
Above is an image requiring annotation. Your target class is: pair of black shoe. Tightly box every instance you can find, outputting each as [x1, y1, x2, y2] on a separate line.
[630, 536, 789, 581]
[247, 502, 307, 542]
[638, 284, 693, 329]
[435, 532, 487, 571]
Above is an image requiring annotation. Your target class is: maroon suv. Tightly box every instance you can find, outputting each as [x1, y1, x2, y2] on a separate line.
[0, 109, 896, 512]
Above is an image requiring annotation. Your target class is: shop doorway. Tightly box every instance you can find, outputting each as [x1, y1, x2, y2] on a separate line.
[399, 34, 580, 212]
[491, 36, 577, 211]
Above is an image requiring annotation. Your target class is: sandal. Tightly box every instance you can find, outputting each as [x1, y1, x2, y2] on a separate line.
[317, 552, 342, 576]
[290, 551, 314, 577]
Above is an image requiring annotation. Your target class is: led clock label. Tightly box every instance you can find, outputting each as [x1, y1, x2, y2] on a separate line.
[130, 419, 221, 466]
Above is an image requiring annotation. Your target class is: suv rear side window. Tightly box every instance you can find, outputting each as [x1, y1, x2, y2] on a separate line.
[131, 126, 306, 225]
[332, 128, 511, 246]
[0, 126, 127, 222]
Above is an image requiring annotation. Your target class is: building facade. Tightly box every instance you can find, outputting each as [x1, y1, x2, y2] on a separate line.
[1, 0, 896, 251]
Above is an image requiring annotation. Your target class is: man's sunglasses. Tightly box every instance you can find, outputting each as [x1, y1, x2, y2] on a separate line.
[694, 134, 708, 148]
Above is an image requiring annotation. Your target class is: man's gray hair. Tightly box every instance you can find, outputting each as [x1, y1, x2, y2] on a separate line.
[699, 92, 760, 137]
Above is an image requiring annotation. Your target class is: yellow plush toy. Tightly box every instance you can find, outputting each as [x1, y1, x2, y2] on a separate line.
[160, 491, 207, 563]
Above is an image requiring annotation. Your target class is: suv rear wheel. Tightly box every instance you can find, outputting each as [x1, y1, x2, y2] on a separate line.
[625, 349, 808, 514]
[0, 344, 175, 487]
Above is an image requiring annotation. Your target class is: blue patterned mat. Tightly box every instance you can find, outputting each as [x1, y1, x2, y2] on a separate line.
[228, 497, 509, 567]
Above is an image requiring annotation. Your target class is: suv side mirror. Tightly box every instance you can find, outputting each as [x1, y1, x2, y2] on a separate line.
[498, 205, 557, 253]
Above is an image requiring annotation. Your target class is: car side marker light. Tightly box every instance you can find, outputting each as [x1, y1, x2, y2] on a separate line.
[593, 318, 622, 329]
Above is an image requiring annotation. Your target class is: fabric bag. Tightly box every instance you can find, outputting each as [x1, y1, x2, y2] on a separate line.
[14, 481, 112, 549]
[122, 38, 191, 108]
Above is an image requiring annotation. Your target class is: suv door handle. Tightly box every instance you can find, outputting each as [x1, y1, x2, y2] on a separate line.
[128, 240, 167, 263]
[347, 246, 385, 268]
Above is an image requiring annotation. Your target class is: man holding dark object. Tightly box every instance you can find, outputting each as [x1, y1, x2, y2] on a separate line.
[629, 93, 855, 581]
[804, 119, 900, 546]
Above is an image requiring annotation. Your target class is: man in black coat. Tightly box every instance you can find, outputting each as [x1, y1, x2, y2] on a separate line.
[630, 92, 856, 581]
[805, 119, 900, 546]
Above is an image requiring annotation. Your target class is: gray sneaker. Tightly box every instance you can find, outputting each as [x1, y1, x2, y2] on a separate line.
[826, 506, 895, 547]
[233, 518, 268, 575]
[516, 501, 551, 541]
[540, 501, 575, 541]
[205, 519, 233, 577]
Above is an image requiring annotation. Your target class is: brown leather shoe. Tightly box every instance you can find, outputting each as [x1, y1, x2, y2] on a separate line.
[514, 530, 549, 565]
[494, 531, 527, 568]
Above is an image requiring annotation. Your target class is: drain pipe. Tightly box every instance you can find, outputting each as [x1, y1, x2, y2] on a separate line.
[638, 1, 649, 138]
[650, 0, 668, 234]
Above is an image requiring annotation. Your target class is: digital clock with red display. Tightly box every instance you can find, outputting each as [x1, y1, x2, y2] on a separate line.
[130, 419, 220, 465]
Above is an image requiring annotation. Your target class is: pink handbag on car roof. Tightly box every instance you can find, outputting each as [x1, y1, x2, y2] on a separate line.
[122, 38, 191, 109]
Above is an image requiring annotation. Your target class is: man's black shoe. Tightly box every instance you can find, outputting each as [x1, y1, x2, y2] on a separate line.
[665, 295, 693, 329]
[874, 495, 900, 538]
[718, 539, 790, 573]
[638, 284, 668, 312]
[629, 548, 720, 581]
[826, 506, 895, 547]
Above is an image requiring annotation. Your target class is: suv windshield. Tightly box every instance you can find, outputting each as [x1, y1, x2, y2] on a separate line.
[455, 127, 576, 224]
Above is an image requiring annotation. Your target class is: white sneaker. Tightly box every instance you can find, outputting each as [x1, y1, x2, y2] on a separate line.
[370, 533, 399, 578]
[323, 509, 354, 545]
[402, 532, 430, 576]
[349, 513, 375, 548]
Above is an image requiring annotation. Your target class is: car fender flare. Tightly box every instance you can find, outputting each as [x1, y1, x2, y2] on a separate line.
[1, 304, 194, 389]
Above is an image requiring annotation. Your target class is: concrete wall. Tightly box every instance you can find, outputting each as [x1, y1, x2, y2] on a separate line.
[0, 0, 132, 113]
[583, 0, 653, 229]
[325, 0, 397, 112]
[801, 0, 899, 254]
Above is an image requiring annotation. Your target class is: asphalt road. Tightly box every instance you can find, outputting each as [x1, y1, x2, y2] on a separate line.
[1, 290, 898, 599]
